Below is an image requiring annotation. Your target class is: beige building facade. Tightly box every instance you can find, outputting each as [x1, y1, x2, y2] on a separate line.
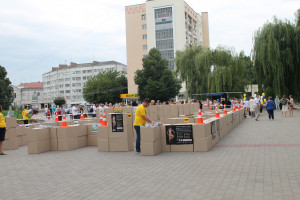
[126, 0, 210, 97]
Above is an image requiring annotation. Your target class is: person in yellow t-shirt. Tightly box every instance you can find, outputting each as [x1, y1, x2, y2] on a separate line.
[133, 98, 153, 153]
[22, 106, 29, 124]
[0, 105, 7, 155]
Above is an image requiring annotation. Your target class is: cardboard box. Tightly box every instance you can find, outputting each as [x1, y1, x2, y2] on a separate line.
[87, 135, 97, 146]
[17, 135, 22, 146]
[16, 126, 26, 136]
[56, 126, 79, 139]
[109, 138, 132, 152]
[170, 105, 179, 118]
[171, 144, 194, 152]
[42, 122, 58, 126]
[141, 139, 162, 156]
[123, 106, 133, 113]
[211, 134, 219, 147]
[163, 105, 171, 119]
[58, 138, 78, 151]
[108, 126, 133, 139]
[104, 108, 114, 114]
[78, 136, 87, 148]
[98, 126, 109, 139]
[177, 117, 195, 124]
[3, 138, 18, 150]
[193, 123, 211, 138]
[28, 139, 50, 154]
[57, 120, 74, 126]
[5, 117, 17, 128]
[50, 139, 58, 151]
[183, 104, 190, 115]
[160, 125, 170, 152]
[72, 125, 87, 136]
[5, 128, 17, 139]
[21, 135, 28, 145]
[194, 135, 212, 152]
[98, 139, 109, 152]
[27, 128, 50, 142]
[140, 126, 161, 142]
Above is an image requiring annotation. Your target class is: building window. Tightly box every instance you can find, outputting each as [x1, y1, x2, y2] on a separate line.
[143, 55, 147, 58]
[142, 34, 147, 40]
[142, 24, 147, 30]
[14, 93, 16, 98]
[143, 45, 147, 50]
[142, 14, 146, 20]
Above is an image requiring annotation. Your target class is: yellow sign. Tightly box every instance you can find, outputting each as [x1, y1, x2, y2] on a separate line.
[128, 113, 132, 118]
[184, 118, 190, 122]
[120, 93, 140, 99]
[203, 105, 207, 108]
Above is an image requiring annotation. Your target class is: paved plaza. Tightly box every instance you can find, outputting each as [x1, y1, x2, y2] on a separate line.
[1, 110, 300, 200]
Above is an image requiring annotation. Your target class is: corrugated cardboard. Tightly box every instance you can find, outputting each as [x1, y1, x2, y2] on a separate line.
[98, 139, 109, 152]
[140, 126, 161, 142]
[56, 126, 79, 139]
[123, 106, 133, 113]
[193, 123, 211, 138]
[104, 108, 114, 114]
[171, 144, 194, 152]
[141, 139, 162, 156]
[183, 104, 190, 115]
[98, 126, 109, 139]
[3, 138, 18, 150]
[17, 135, 22, 146]
[28, 139, 50, 154]
[108, 126, 133, 139]
[78, 136, 87, 148]
[160, 125, 171, 152]
[27, 128, 50, 142]
[57, 138, 78, 151]
[109, 138, 132, 152]
[163, 105, 171, 119]
[170, 105, 179, 118]
[194, 135, 212, 152]
[16, 126, 26, 136]
[87, 135, 97, 146]
[5, 128, 17, 139]
[50, 139, 58, 151]
[21, 134, 28, 145]
[5, 117, 17, 128]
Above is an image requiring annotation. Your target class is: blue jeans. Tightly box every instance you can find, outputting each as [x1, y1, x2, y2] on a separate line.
[267, 110, 274, 119]
[134, 126, 141, 152]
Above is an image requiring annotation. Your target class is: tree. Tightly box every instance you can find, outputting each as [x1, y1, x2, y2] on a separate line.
[134, 48, 181, 101]
[175, 45, 252, 98]
[54, 97, 66, 107]
[83, 71, 127, 104]
[0, 65, 14, 109]
[253, 11, 300, 100]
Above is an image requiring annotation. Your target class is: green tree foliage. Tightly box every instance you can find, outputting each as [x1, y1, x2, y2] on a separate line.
[253, 11, 300, 100]
[175, 46, 253, 97]
[0, 65, 14, 109]
[54, 97, 66, 107]
[83, 71, 127, 104]
[134, 48, 181, 101]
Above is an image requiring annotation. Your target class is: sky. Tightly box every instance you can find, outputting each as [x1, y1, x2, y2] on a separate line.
[0, 0, 298, 86]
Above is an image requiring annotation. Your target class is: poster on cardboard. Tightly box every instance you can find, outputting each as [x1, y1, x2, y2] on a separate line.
[113, 107, 123, 113]
[92, 124, 99, 132]
[165, 125, 193, 145]
[111, 114, 124, 132]
[211, 121, 216, 140]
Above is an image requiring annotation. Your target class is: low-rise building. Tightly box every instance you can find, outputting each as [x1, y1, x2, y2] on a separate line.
[42, 61, 127, 105]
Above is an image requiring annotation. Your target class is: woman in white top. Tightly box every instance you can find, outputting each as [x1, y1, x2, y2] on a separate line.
[244, 98, 250, 116]
[289, 95, 294, 117]
[249, 97, 255, 118]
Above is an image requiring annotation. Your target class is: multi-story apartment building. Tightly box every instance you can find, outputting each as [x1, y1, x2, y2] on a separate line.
[126, 0, 210, 99]
[42, 61, 127, 105]
[12, 82, 45, 109]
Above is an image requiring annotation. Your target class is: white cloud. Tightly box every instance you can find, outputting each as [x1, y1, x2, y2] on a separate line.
[0, 0, 298, 85]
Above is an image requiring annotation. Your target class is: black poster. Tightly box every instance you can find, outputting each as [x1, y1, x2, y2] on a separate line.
[211, 121, 216, 140]
[111, 114, 124, 132]
[166, 125, 193, 145]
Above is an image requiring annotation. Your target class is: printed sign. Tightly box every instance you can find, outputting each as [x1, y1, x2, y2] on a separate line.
[74, 121, 78, 125]
[92, 124, 99, 132]
[128, 113, 132, 119]
[25, 125, 30, 128]
[113, 108, 123, 113]
[211, 121, 216, 140]
[165, 125, 193, 145]
[111, 114, 124, 132]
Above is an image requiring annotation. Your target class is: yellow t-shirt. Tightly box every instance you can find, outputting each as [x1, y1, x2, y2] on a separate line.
[0, 113, 6, 128]
[22, 109, 29, 120]
[133, 104, 147, 126]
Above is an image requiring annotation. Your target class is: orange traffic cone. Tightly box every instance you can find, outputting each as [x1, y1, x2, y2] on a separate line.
[55, 114, 59, 122]
[198, 107, 202, 116]
[215, 110, 220, 118]
[196, 114, 205, 124]
[232, 107, 236, 112]
[98, 109, 103, 125]
[102, 111, 107, 126]
[209, 106, 212, 110]
[223, 107, 227, 114]
[80, 111, 84, 120]
[60, 115, 68, 127]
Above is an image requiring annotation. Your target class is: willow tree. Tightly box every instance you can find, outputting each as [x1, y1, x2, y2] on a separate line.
[253, 10, 300, 100]
[175, 45, 251, 97]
